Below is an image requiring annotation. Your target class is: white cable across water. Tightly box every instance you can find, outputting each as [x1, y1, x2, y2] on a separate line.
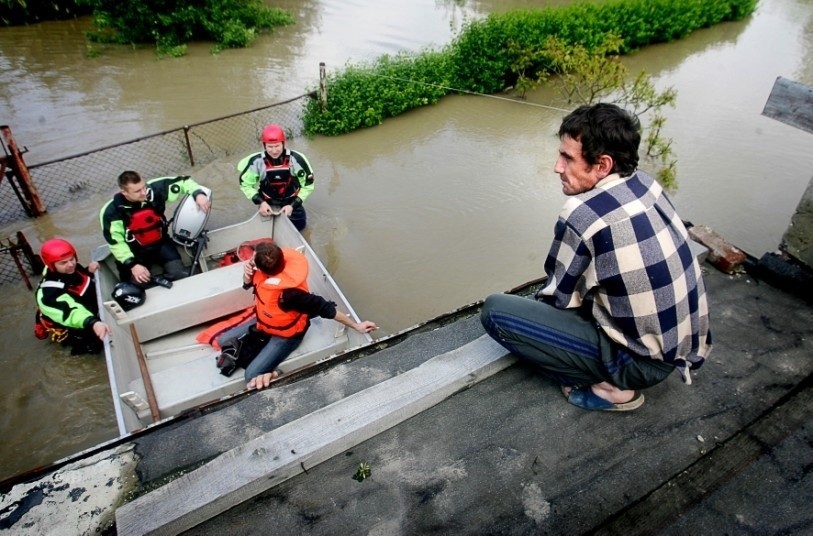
[364, 72, 573, 113]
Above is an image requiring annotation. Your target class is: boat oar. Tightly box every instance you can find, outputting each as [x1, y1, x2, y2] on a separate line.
[129, 323, 161, 423]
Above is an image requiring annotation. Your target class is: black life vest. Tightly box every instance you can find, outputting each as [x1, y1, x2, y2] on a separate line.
[259, 154, 300, 204]
[35, 270, 95, 341]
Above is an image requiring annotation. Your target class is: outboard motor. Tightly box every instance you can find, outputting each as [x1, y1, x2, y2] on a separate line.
[169, 188, 212, 277]
[170, 188, 212, 246]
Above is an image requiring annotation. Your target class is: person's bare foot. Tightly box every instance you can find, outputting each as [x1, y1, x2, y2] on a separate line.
[590, 381, 636, 403]
[560, 382, 636, 404]
[246, 371, 279, 390]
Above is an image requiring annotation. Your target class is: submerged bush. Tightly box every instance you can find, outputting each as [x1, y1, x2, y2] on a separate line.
[303, 0, 757, 136]
[303, 51, 453, 137]
[448, 0, 758, 94]
[78, 0, 294, 55]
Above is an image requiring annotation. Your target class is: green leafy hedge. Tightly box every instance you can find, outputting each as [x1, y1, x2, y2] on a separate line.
[79, 0, 293, 54]
[302, 51, 452, 135]
[303, 0, 757, 137]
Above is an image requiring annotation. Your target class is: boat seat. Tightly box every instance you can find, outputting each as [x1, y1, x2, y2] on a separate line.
[104, 262, 252, 343]
[124, 317, 350, 421]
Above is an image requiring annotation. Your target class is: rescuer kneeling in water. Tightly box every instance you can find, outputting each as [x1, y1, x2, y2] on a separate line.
[35, 238, 111, 355]
[217, 241, 378, 390]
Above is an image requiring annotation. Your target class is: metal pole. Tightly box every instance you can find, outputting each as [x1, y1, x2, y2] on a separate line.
[1, 125, 46, 216]
[183, 125, 195, 167]
[319, 62, 327, 112]
[10, 245, 33, 291]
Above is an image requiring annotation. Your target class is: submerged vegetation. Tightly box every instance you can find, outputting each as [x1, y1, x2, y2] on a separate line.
[78, 0, 294, 56]
[302, 0, 757, 187]
[3, 0, 293, 55]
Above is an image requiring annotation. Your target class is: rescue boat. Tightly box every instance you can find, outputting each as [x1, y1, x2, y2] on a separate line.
[92, 201, 373, 436]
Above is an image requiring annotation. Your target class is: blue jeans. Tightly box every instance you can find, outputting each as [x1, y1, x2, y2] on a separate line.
[216, 319, 305, 382]
[480, 293, 673, 390]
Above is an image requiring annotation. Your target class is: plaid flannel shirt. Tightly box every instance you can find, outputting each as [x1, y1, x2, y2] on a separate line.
[538, 171, 712, 381]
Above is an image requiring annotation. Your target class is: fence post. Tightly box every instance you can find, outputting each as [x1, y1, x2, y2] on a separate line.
[183, 126, 195, 167]
[319, 62, 327, 112]
[1, 125, 47, 217]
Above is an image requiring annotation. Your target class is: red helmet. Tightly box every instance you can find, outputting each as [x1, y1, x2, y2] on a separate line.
[261, 124, 285, 144]
[41, 238, 77, 271]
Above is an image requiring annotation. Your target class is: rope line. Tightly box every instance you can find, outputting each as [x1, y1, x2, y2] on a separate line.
[365, 73, 573, 113]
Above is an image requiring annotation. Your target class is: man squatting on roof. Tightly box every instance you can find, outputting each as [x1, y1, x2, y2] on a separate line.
[481, 102, 712, 412]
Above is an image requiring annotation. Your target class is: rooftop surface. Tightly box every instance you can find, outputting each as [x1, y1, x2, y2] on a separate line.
[1, 261, 811, 535]
[133, 263, 812, 534]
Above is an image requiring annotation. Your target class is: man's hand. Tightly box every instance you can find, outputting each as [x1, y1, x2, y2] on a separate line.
[280, 205, 293, 217]
[246, 371, 279, 390]
[243, 259, 255, 285]
[333, 311, 379, 334]
[258, 201, 274, 217]
[87, 261, 100, 273]
[131, 264, 151, 285]
[352, 320, 378, 334]
[195, 193, 211, 212]
[93, 321, 111, 340]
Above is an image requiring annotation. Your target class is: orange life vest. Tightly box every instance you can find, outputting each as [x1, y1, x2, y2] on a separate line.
[253, 248, 309, 338]
[195, 306, 256, 350]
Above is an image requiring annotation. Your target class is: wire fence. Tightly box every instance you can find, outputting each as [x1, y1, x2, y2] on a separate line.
[0, 93, 311, 286]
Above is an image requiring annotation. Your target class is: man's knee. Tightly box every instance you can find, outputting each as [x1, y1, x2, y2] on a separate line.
[480, 293, 505, 335]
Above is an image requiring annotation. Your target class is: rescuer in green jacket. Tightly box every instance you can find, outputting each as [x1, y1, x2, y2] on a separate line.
[99, 170, 210, 286]
[237, 124, 314, 231]
[35, 238, 111, 355]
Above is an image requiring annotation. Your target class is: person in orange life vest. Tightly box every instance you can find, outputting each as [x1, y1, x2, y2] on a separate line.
[237, 124, 314, 231]
[35, 238, 111, 355]
[215, 241, 378, 390]
[100, 171, 210, 286]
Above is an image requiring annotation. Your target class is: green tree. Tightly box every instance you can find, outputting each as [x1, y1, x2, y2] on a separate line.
[511, 34, 678, 189]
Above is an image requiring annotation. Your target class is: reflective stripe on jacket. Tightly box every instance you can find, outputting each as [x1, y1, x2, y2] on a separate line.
[35, 266, 97, 330]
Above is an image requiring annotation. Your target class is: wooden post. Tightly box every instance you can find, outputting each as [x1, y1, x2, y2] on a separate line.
[0, 125, 46, 216]
[130, 323, 161, 423]
[319, 62, 327, 112]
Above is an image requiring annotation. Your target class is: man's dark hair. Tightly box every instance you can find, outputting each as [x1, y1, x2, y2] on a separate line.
[558, 103, 641, 176]
[118, 170, 143, 188]
[254, 242, 285, 275]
